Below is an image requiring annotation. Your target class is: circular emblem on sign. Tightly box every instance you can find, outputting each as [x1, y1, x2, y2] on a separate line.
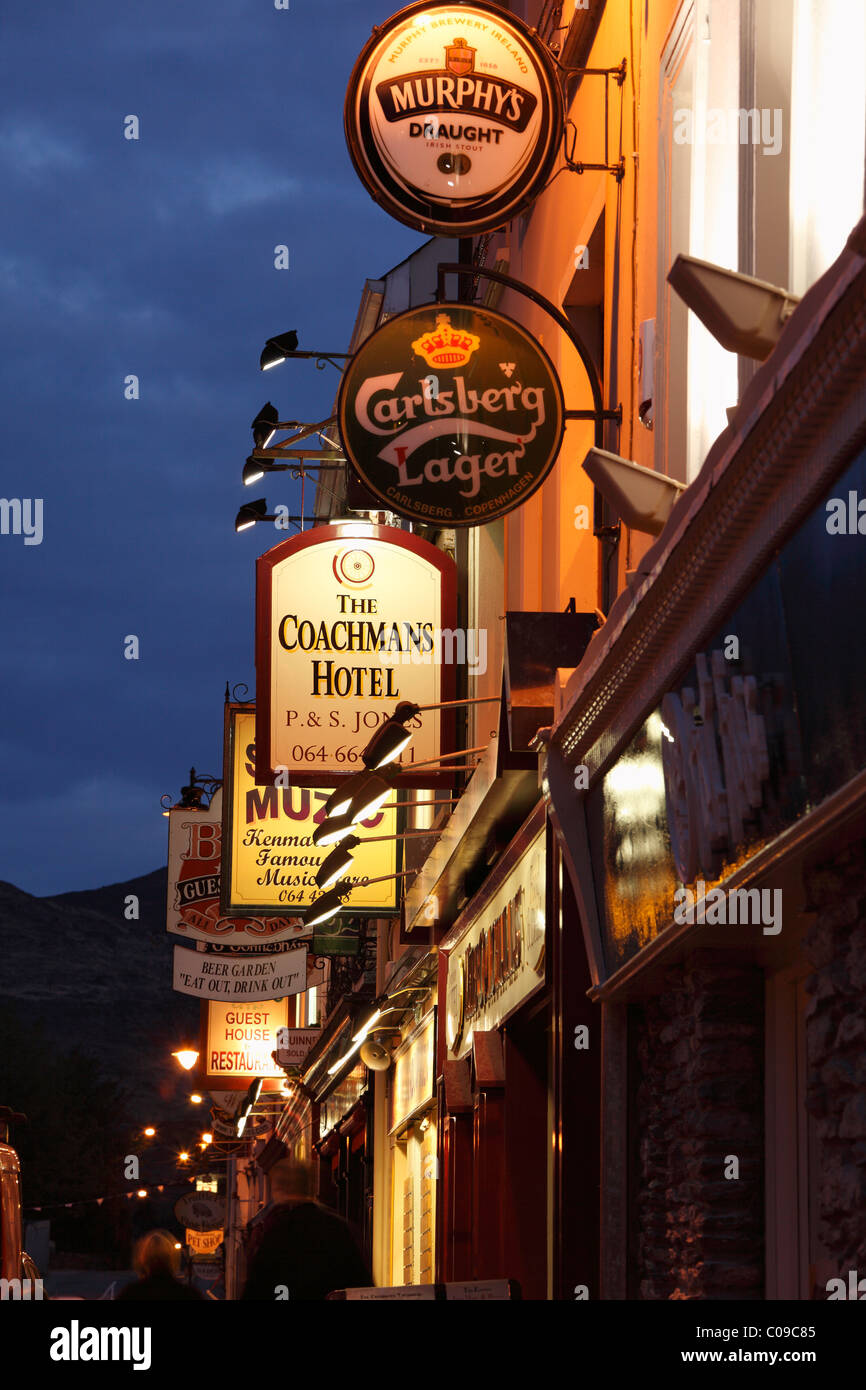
[333, 548, 376, 585]
[337, 302, 565, 526]
[344, 1, 563, 236]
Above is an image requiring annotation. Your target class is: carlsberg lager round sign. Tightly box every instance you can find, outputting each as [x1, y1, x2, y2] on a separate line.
[338, 302, 564, 526]
[345, 1, 563, 236]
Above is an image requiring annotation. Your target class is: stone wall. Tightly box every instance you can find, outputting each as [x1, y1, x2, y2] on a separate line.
[803, 838, 866, 1283]
[633, 949, 764, 1299]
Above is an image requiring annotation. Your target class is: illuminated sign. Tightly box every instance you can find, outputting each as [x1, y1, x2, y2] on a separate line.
[186, 1228, 223, 1257]
[166, 788, 306, 945]
[222, 706, 397, 914]
[338, 304, 564, 526]
[390, 1010, 436, 1133]
[172, 943, 308, 1001]
[203, 997, 289, 1086]
[255, 523, 455, 785]
[444, 828, 545, 1059]
[344, 1, 562, 236]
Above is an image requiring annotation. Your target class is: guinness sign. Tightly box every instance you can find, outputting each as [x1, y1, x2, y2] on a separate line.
[345, 2, 563, 236]
[338, 302, 565, 526]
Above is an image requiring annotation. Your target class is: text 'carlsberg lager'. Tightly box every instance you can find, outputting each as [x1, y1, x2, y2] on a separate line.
[338, 302, 565, 527]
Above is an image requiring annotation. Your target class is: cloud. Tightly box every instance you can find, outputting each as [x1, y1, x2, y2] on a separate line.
[196, 156, 302, 217]
[0, 119, 89, 179]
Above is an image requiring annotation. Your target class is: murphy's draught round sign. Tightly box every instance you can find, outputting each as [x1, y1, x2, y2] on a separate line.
[338, 302, 564, 525]
[345, 2, 563, 236]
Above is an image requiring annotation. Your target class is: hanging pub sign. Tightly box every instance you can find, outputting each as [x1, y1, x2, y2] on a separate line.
[344, 1, 563, 236]
[338, 303, 564, 527]
[172, 942, 309, 1002]
[166, 788, 308, 945]
[202, 997, 289, 1089]
[174, 1193, 225, 1231]
[222, 706, 398, 915]
[255, 522, 456, 786]
[186, 1228, 223, 1258]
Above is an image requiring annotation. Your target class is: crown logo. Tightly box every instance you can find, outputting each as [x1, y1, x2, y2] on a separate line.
[411, 314, 481, 370]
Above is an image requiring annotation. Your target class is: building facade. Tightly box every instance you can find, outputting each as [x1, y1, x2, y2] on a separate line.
[238, 0, 866, 1300]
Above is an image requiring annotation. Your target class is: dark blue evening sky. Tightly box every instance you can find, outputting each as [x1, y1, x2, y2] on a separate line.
[0, 1, 421, 894]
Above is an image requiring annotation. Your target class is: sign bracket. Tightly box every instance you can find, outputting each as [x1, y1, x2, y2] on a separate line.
[555, 59, 627, 181]
[435, 263, 622, 447]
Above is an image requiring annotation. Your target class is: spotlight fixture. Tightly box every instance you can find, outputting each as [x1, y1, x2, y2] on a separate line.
[235, 498, 275, 533]
[362, 702, 420, 770]
[324, 770, 393, 824]
[348, 771, 394, 822]
[315, 836, 361, 890]
[260, 330, 299, 371]
[303, 880, 351, 927]
[243, 458, 266, 487]
[312, 813, 355, 848]
[582, 448, 686, 537]
[667, 254, 800, 361]
[251, 402, 280, 449]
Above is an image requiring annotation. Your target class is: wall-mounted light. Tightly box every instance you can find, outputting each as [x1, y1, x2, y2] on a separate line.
[362, 702, 420, 770]
[235, 498, 276, 533]
[582, 448, 686, 536]
[311, 814, 356, 848]
[667, 254, 800, 361]
[260, 331, 299, 371]
[251, 402, 280, 449]
[304, 880, 352, 927]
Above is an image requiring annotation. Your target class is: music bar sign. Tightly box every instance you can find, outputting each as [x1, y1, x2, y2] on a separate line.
[223, 706, 397, 914]
[338, 303, 564, 526]
[344, 1, 562, 236]
[255, 523, 455, 785]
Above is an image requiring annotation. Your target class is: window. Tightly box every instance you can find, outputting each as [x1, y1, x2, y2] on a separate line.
[658, 0, 742, 482]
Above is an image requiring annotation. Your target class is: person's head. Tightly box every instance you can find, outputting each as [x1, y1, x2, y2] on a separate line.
[132, 1230, 180, 1280]
[268, 1157, 317, 1205]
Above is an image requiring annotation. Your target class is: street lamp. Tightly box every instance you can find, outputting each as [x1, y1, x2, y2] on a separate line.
[172, 1049, 199, 1072]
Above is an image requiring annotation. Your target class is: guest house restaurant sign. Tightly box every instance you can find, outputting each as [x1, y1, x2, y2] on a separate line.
[338, 303, 564, 526]
[344, 1, 563, 236]
[255, 523, 455, 785]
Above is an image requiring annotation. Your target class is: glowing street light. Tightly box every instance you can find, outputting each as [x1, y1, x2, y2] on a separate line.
[172, 1049, 199, 1071]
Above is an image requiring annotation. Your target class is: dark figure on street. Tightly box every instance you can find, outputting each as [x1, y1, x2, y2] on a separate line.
[117, 1230, 203, 1301]
[241, 1157, 372, 1300]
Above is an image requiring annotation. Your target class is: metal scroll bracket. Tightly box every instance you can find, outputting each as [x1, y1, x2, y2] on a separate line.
[435, 262, 622, 449]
